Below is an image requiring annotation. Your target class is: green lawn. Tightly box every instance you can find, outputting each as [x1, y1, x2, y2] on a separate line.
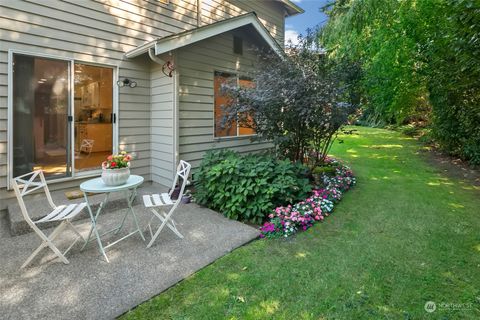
[122, 127, 480, 319]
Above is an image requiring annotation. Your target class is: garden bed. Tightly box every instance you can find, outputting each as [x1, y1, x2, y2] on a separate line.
[260, 158, 356, 238]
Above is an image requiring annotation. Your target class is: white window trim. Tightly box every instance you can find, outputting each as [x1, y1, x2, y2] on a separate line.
[213, 70, 257, 140]
[7, 49, 119, 189]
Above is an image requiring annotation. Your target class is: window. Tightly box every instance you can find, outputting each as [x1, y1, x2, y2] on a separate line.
[10, 53, 115, 181]
[214, 71, 255, 138]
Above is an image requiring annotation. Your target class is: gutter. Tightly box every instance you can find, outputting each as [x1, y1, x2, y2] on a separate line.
[124, 39, 156, 59]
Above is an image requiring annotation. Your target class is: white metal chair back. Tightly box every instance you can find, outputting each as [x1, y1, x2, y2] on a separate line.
[168, 160, 191, 201]
[11, 170, 87, 268]
[143, 160, 191, 248]
[80, 139, 94, 155]
[11, 170, 56, 226]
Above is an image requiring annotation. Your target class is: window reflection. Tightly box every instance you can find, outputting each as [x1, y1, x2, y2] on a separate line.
[13, 55, 70, 178]
[74, 64, 113, 171]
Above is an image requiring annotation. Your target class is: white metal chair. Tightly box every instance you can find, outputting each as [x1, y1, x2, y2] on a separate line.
[142, 160, 191, 248]
[76, 139, 94, 158]
[11, 170, 87, 268]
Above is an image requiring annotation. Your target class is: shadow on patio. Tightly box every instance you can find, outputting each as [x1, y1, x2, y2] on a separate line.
[0, 183, 259, 319]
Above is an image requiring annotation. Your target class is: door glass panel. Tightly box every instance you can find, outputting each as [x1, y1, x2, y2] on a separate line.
[74, 64, 113, 172]
[12, 55, 70, 178]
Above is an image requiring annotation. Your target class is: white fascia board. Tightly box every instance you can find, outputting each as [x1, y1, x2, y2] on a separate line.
[278, 0, 304, 16]
[154, 14, 284, 57]
[124, 39, 157, 59]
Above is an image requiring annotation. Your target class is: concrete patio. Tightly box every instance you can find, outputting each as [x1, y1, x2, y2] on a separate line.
[0, 184, 259, 319]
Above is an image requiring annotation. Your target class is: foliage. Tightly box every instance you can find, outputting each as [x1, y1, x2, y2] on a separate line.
[312, 166, 336, 176]
[102, 151, 131, 169]
[194, 150, 311, 224]
[312, 155, 341, 175]
[426, 0, 480, 164]
[221, 35, 357, 166]
[121, 127, 480, 320]
[320, 0, 480, 164]
[260, 160, 356, 238]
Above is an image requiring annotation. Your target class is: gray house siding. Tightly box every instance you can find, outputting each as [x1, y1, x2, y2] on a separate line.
[150, 60, 175, 187]
[0, 0, 290, 212]
[0, 0, 186, 209]
[201, 0, 285, 47]
[177, 32, 273, 169]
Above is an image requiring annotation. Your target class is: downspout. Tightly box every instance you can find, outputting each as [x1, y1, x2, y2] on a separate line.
[148, 48, 179, 176]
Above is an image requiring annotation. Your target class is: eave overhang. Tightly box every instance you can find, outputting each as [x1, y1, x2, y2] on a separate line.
[125, 13, 285, 59]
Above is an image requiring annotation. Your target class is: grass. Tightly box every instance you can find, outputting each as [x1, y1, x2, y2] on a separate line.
[122, 126, 480, 319]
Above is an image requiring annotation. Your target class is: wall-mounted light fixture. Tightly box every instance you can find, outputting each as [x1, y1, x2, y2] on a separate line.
[116, 78, 137, 88]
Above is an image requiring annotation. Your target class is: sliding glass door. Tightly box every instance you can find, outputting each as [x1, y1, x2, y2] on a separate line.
[74, 64, 113, 172]
[11, 53, 115, 180]
[12, 55, 71, 178]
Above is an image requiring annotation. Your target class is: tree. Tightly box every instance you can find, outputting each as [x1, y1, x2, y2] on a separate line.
[220, 34, 357, 166]
[320, 0, 480, 164]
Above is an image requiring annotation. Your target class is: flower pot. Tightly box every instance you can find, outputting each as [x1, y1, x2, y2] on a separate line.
[168, 186, 181, 200]
[181, 194, 192, 204]
[101, 167, 130, 186]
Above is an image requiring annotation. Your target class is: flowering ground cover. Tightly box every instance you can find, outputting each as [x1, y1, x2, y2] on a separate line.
[122, 127, 480, 319]
[260, 162, 356, 238]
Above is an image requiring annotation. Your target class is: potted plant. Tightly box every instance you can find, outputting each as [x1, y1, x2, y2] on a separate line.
[181, 190, 192, 204]
[101, 151, 132, 186]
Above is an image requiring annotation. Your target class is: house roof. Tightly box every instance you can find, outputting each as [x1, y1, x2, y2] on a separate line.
[277, 0, 305, 16]
[124, 13, 285, 59]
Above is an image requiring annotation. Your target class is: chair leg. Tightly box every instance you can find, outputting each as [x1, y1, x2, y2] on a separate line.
[22, 222, 69, 269]
[66, 220, 87, 243]
[167, 220, 184, 239]
[146, 215, 168, 248]
[146, 209, 183, 248]
[22, 242, 48, 269]
[62, 220, 87, 255]
[153, 210, 184, 239]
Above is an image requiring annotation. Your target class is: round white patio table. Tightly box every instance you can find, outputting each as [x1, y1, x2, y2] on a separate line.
[80, 175, 145, 262]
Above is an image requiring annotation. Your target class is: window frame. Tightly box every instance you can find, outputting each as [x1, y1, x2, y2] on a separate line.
[7, 49, 119, 189]
[213, 70, 257, 140]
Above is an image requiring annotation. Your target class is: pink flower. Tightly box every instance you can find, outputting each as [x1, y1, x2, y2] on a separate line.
[107, 155, 113, 161]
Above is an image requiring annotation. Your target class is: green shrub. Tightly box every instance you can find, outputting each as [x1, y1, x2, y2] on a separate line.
[312, 166, 336, 175]
[194, 150, 311, 224]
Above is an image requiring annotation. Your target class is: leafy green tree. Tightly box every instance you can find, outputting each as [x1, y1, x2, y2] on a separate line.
[221, 35, 357, 166]
[320, 0, 480, 163]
